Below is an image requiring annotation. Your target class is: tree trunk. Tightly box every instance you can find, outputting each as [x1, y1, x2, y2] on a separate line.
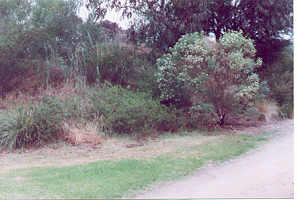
[218, 113, 226, 127]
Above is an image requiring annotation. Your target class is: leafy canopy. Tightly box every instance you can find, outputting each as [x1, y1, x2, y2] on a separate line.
[86, 0, 293, 54]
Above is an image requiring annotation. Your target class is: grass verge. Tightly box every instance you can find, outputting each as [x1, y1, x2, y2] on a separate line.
[0, 133, 268, 198]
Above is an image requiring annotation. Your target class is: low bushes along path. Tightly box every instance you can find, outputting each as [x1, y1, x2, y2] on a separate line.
[132, 119, 294, 199]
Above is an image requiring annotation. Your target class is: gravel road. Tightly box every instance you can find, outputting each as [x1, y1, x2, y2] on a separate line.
[134, 120, 294, 199]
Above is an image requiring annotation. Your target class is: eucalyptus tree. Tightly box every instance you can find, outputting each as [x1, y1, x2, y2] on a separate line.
[86, 0, 293, 56]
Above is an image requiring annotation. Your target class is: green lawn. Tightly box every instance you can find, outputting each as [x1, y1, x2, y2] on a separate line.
[0, 134, 269, 199]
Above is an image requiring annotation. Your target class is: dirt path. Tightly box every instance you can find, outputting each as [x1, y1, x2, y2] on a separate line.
[133, 120, 294, 199]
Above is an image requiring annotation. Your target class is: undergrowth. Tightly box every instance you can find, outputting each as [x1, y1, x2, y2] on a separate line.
[90, 85, 175, 135]
[0, 95, 64, 149]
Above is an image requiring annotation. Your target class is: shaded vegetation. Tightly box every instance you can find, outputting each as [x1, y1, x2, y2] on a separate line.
[259, 44, 293, 118]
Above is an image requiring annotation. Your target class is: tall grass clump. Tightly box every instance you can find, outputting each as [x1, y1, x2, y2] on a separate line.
[90, 85, 175, 135]
[0, 95, 64, 149]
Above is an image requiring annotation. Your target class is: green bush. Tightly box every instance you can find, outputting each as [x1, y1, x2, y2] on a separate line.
[156, 31, 267, 125]
[0, 95, 64, 149]
[90, 85, 175, 135]
[129, 65, 160, 98]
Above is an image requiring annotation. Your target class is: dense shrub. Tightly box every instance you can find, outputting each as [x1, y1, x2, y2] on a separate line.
[90, 85, 175, 135]
[156, 31, 267, 125]
[132, 66, 161, 98]
[0, 95, 64, 149]
[260, 44, 293, 118]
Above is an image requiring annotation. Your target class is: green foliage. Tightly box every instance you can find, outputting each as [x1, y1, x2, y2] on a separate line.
[0, 95, 64, 149]
[63, 95, 90, 120]
[188, 103, 218, 129]
[85, 44, 134, 84]
[132, 66, 160, 98]
[203, 0, 293, 41]
[0, 0, 31, 95]
[156, 31, 266, 124]
[87, 0, 292, 54]
[0, 0, 32, 26]
[90, 85, 174, 135]
[260, 44, 293, 118]
[0, 0, 104, 95]
[0, 0, 82, 95]
[88, 0, 207, 51]
[72, 42, 152, 87]
[31, 0, 83, 58]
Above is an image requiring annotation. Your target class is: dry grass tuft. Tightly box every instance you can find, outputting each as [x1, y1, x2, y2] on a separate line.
[255, 100, 280, 122]
[0, 77, 88, 109]
[63, 122, 104, 147]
